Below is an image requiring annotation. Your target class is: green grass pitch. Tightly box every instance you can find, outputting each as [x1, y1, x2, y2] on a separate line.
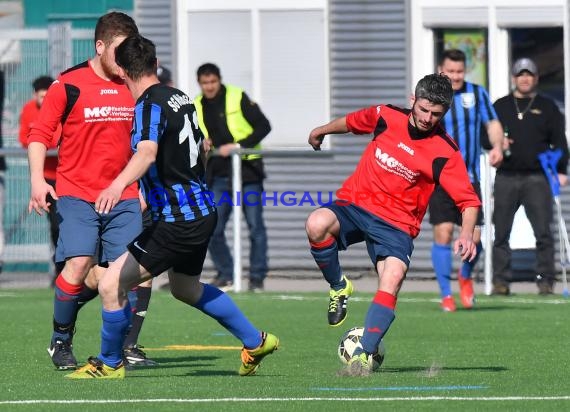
[1, 287, 569, 411]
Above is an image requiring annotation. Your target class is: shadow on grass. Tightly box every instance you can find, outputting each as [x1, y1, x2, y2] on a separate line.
[381, 365, 508, 373]
[184, 369, 243, 377]
[470, 305, 536, 312]
[135, 355, 220, 369]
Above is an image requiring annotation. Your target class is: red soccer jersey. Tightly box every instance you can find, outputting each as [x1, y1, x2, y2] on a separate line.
[340, 104, 481, 238]
[28, 60, 138, 201]
[19, 99, 60, 181]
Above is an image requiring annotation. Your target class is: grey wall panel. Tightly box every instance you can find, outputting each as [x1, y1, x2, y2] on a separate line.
[329, 0, 409, 116]
[135, 0, 174, 79]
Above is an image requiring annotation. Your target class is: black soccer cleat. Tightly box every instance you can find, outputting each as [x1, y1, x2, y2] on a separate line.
[47, 338, 77, 370]
[123, 345, 157, 368]
[327, 276, 354, 326]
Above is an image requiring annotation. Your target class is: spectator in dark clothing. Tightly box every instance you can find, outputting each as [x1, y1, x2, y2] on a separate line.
[492, 58, 569, 295]
[194, 63, 271, 292]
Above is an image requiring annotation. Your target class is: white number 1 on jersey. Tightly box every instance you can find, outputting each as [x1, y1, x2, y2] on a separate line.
[179, 113, 200, 168]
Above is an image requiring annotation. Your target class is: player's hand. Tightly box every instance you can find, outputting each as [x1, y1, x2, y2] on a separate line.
[308, 129, 325, 151]
[95, 184, 124, 214]
[488, 146, 503, 167]
[558, 173, 568, 187]
[28, 179, 57, 216]
[454, 238, 477, 262]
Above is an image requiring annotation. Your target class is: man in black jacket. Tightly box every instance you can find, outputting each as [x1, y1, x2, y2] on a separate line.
[194, 63, 271, 292]
[492, 58, 569, 295]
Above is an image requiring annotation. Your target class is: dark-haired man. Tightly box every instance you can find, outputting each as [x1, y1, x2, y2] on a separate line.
[306, 73, 481, 375]
[429, 49, 505, 311]
[194, 63, 271, 292]
[65, 34, 278, 379]
[28, 11, 142, 370]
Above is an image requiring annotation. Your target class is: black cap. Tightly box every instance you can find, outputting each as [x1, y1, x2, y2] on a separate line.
[157, 65, 172, 85]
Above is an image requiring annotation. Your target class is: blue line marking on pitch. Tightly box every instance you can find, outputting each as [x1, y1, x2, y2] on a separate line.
[312, 385, 488, 392]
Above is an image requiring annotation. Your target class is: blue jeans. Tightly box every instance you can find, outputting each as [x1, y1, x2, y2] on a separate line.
[208, 177, 268, 281]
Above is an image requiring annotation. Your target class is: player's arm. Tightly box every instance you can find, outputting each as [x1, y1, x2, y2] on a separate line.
[28, 141, 56, 215]
[438, 152, 481, 261]
[308, 105, 383, 150]
[27, 80, 66, 215]
[478, 87, 505, 167]
[95, 140, 157, 214]
[308, 116, 348, 150]
[456, 206, 478, 262]
[485, 119, 504, 167]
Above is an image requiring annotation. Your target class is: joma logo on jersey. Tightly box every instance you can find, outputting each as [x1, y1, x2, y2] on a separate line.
[397, 142, 414, 156]
[100, 89, 119, 95]
[84, 107, 112, 118]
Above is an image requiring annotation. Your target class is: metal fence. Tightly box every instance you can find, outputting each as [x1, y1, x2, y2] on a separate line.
[0, 25, 92, 271]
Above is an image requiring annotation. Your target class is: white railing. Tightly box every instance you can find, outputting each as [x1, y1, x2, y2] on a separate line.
[228, 149, 499, 293]
[228, 147, 335, 292]
[481, 152, 494, 295]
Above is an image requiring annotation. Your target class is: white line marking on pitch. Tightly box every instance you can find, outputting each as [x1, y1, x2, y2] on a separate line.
[2, 396, 570, 405]
[269, 294, 569, 305]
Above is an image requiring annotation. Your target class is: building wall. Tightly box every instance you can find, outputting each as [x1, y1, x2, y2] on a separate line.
[23, 0, 133, 27]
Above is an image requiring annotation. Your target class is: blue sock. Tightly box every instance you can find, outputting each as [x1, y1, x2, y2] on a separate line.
[193, 283, 261, 349]
[310, 237, 345, 290]
[432, 243, 452, 298]
[460, 242, 482, 279]
[52, 275, 83, 342]
[127, 288, 138, 310]
[99, 303, 132, 368]
[359, 291, 396, 354]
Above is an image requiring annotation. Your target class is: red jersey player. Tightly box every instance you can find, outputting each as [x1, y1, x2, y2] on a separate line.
[306, 73, 480, 375]
[27, 12, 142, 371]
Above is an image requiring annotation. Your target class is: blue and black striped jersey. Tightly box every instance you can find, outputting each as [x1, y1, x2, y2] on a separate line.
[441, 81, 498, 183]
[132, 84, 215, 222]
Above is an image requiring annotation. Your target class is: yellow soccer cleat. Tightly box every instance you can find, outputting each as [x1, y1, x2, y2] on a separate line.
[239, 332, 279, 376]
[64, 356, 125, 379]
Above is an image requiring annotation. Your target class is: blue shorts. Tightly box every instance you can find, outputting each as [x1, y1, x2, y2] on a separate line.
[324, 202, 413, 267]
[56, 196, 142, 264]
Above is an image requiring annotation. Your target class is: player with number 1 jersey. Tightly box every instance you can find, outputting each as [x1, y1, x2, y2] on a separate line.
[132, 84, 215, 222]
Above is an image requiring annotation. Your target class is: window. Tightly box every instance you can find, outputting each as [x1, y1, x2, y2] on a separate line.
[434, 29, 488, 88]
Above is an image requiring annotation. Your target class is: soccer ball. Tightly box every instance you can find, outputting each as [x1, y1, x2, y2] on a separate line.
[337, 326, 385, 370]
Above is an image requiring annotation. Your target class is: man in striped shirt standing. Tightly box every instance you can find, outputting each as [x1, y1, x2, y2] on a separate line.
[429, 49, 505, 312]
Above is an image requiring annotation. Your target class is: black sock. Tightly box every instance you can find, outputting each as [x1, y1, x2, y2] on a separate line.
[76, 286, 99, 313]
[123, 286, 152, 348]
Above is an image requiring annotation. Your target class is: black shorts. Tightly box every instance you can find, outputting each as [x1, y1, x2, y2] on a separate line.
[128, 212, 217, 276]
[428, 182, 483, 226]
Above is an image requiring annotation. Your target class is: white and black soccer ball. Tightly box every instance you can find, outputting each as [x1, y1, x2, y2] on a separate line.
[337, 326, 385, 370]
